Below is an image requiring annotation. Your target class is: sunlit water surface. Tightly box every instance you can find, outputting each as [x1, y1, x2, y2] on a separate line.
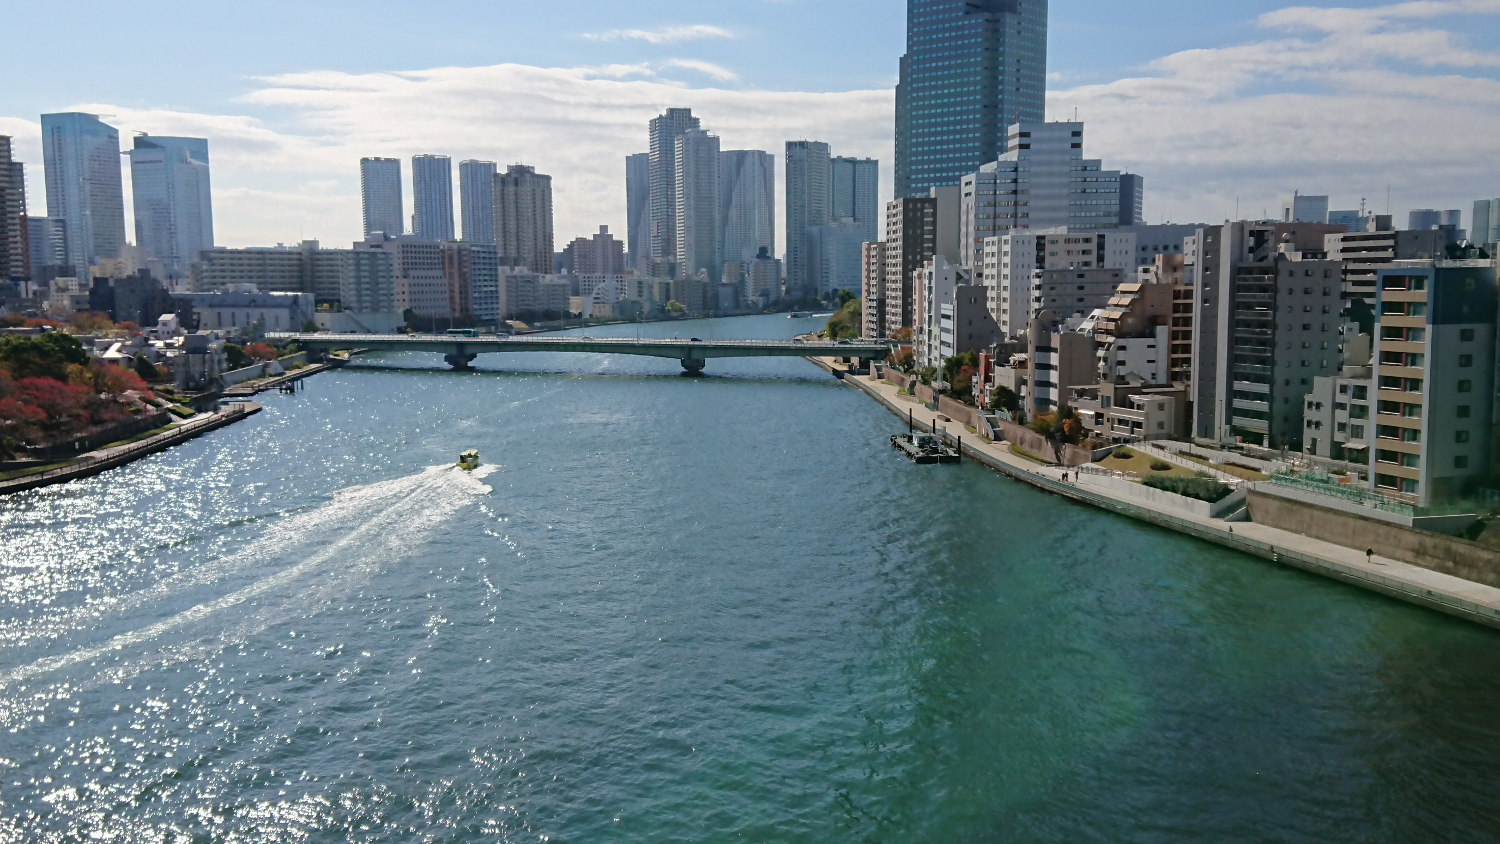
[1, 314, 1496, 842]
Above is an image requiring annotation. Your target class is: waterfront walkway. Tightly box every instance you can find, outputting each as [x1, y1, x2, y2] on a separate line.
[840, 368, 1500, 630]
[0, 403, 262, 496]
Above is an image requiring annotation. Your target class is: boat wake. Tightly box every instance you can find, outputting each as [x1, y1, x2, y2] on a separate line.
[0, 464, 494, 725]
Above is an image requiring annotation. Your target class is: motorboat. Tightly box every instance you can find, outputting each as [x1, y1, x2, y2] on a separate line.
[457, 449, 480, 471]
[788, 311, 810, 318]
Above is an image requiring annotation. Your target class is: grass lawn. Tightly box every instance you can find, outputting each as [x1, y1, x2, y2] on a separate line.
[98, 424, 179, 451]
[1100, 447, 1204, 479]
[1009, 443, 1056, 465]
[0, 462, 74, 482]
[1178, 453, 1267, 481]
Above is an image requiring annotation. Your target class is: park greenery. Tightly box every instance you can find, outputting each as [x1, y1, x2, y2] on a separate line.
[1141, 475, 1234, 504]
[824, 295, 862, 341]
[0, 332, 156, 455]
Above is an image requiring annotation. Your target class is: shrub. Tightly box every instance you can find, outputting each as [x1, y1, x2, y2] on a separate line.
[1112, 447, 1135, 460]
[1150, 460, 1173, 472]
[1142, 475, 1233, 503]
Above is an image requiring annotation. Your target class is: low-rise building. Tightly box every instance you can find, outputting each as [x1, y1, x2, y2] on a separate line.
[1072, 382, 1188, 443]
[177, 292, 314, 336]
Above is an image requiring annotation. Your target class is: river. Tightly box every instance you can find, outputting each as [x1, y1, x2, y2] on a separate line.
[1, 313, 1496, 842]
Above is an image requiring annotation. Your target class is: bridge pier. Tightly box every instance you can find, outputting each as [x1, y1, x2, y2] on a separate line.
[444, 352, 478, 370]
[679, 357, 706, 376]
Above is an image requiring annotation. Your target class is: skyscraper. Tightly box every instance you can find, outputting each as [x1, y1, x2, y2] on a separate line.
[785, 140, 832, 298]
[494, 164, 554, 273]
[411, 155, 454, 241]
[127, 135, 213, 281]
[41, 113, 127, 278]
[1474, 198, 1500, 245]
[459, 160, 497, 244]
[717, 149, 775, 268]
[625, 152, 650, 271]
[1281, 193, 1329, 224]
[675, 129, 721, 282]
[831, 156, 880, 245]
[649, 108, 701, 274]
[894, 0, 1049, 199]
[360, 158, 404, 237]
[0, 136, 28, 281]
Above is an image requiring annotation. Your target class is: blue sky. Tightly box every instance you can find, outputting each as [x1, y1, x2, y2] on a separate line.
[2, 0, 1497, 248]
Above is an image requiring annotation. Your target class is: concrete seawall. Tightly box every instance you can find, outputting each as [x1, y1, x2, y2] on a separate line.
[835, 369, 1500, 630]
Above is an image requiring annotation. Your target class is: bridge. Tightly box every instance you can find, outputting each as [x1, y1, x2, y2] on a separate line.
[264, 333, 892, 374]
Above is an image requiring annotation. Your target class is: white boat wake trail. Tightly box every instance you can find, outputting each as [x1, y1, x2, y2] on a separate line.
[0, 464, 493, 726]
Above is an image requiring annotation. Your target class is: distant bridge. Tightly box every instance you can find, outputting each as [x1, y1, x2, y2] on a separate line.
[265, 333, 891, 374]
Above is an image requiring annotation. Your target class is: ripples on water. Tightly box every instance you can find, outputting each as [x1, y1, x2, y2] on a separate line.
[0, 315, 1496, 842]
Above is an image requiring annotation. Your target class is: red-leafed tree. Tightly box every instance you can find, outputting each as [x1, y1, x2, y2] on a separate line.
[244, 342, 278, 361]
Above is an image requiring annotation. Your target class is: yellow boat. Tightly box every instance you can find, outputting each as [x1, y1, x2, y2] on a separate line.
[457, 449, 480, 471]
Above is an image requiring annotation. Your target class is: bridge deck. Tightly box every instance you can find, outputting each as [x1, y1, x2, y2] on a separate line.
[265, 332, 890, 372]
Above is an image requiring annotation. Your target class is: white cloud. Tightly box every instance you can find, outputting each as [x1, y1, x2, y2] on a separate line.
[583, 25, 734, 44]
[664, 59, 741, 82]
[4, 0, 1494, 253]
[1051, 0, 1500, 224]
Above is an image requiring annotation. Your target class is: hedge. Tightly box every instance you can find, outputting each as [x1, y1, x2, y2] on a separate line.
[1141, 475, 1233, 504]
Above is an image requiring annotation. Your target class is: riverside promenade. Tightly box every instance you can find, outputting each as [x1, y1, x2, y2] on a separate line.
[0, 402, 262, 496]
[838, 368, 1500, 630]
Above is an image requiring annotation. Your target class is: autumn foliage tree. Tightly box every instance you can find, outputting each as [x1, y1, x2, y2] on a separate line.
[244, 342, 278, 361]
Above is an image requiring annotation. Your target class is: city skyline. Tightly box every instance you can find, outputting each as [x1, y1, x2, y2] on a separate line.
[0, 1, 1496, 252]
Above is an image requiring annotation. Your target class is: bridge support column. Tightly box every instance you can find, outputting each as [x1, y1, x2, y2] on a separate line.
[444, 352, 478, 370]
[679, 357, 706, 376]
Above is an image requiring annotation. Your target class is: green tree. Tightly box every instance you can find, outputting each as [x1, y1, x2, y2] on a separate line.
[0, 333, 90, 381]
[224, 343, 249, 369]
[302, 320, 320, 333]
[989, 385, 1020, 413]
[666, 300, 685, 314]
[837, 289, 856, 308]
[133, 354, 159, 383]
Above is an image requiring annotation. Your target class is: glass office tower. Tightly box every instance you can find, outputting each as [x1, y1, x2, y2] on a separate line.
[894, 0, 1049, 198]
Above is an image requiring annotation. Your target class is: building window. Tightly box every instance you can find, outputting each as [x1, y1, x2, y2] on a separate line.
[1456, 430, 1470, 444]
[1458, 405, 1471, 418]
[1460, 328, 1475, 341]
[1458, 354, 1473, 368]
[1458, 380, 1472, 393]
[1350, 425, 1365, 438]
[1456, 456, 1470, 470]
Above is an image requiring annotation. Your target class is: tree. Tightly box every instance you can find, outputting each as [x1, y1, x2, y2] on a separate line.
[666, 300, 685, 314]
[244, 342, 277, 361]
[989, 385, 1020, 413]
[888, 348, 914, 372]
[837, 289, 856, 308]
[134, 354, 159, 383]
[225, 344, 249, 369]
[0, 333, 90, 381]
[69, 312, 115, 333]
[302, 320, 320, 333]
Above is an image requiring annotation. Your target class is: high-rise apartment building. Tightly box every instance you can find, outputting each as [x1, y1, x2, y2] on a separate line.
[459, 160, 497, 244]
[1189, 221, 1348, 446]
[0, 136, 28, 281]
[411, 155, 454, 241]
[649, 108, 702, 273]
[563, 226, 626, 276]
[360, 158, 404, 237]
[959, 122, 1123, 269]
[676, 129, 721, 281]
[883, 196, 938, 336]
[862, 242, 887, 338]
[1368, 260, 1496, 504]
[41, 113, 127, 278]
[895, 0, 1049, 199]
[494, 164, 555, 272]
[127, 135, 213, 281]
[626, 152, 651, 271]
[717, 150, 775, 268]
[831, 156, 880, 245]
[979, 228, 1135, 337]
[1119, 174, 1144, 226]
[441, 240, 501, 323]
[785, 141, 832, 298]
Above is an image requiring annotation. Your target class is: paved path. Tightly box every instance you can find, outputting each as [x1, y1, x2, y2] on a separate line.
[0, 403, 262, 496]
[839, 367, 1500, 629]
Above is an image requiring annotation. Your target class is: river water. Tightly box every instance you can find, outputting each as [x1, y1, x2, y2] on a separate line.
[0, 313, 1496, 843]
